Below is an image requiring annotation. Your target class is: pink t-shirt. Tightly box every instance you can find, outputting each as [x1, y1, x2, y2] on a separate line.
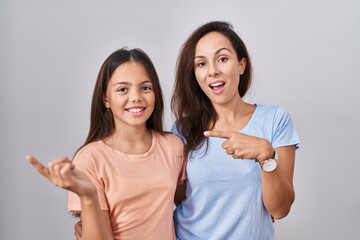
[68, 131, 186, 240]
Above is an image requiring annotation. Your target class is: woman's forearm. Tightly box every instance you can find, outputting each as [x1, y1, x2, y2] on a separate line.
[261, 168, 295, 219]
[261, 146, 296, 219]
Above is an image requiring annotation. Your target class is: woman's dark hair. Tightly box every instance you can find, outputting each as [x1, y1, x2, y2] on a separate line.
[78, 47, 164, 152]
[171, 21, 253, 154]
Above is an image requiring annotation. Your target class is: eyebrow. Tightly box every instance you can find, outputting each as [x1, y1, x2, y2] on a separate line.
[194, 47, 232, 59]
[112, 80, 152, 86]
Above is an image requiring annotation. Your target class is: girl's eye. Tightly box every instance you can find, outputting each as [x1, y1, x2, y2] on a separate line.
[142, 86, 152, 92]
[116, 87, 128, 93]
[218, 57, 228, 63]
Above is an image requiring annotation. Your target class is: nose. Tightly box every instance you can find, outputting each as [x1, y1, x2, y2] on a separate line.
[130, 89, 142, 102]
[208, 63, 220, 77]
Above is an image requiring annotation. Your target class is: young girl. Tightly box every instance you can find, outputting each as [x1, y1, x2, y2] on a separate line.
[171, 21, 300, 240]
[27, 48, 186, 240]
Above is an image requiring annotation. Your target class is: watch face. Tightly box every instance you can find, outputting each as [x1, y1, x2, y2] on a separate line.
[262, 159, 277, 172]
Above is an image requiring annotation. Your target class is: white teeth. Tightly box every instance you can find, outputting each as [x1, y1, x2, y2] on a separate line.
[128, 108, 143, 113]
[210, 82, 224, 87]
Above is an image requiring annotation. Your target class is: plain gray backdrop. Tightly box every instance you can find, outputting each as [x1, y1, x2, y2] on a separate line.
[1, 0, 359, 239]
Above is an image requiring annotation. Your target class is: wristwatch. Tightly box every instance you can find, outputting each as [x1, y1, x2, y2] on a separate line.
[261, 150, 279, 172]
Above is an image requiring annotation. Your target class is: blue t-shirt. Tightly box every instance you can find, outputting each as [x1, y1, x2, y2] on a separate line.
[172, 104, 300, 240]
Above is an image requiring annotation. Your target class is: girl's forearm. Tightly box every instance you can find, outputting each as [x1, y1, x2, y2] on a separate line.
[79, 195, 113, 240]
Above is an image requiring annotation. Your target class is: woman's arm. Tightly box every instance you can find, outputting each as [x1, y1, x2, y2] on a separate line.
[26, 156, 114, 240]
[174, 183, 186, 206]
[203, 131, 296, 219]
[260, 145, 295, 219]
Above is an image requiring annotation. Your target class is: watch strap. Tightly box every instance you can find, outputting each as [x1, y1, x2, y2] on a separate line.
[273, 149, 279, 164]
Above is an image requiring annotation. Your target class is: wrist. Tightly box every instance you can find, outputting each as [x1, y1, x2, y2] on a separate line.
[259, 149, 278, 172]
[79, 190, 98, 203]
[80, 196, 100, 210]
[256, 140, 276, 164]
[76, 183, 97, 199]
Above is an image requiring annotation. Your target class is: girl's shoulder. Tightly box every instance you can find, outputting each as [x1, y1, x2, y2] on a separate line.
[153, 131, 184, 149]
[153, 131, 184, 143]
[73, 140, 106, 163]
[75, 140, 103, 154]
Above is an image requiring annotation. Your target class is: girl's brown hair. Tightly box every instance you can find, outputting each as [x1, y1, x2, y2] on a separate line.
[78, 47, 164, 152]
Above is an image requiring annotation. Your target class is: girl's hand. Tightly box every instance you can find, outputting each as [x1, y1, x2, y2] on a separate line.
[26, 155, 96, 197]
[74, 220, 82, 240]
[204, 131, 274, 164]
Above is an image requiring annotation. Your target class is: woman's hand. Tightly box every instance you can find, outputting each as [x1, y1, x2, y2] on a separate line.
[204, 130, 274, 164]
[26, 155, 96, 197]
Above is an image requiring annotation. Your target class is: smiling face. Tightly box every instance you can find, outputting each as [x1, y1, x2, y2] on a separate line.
[194, 31, 246, 106]
[104, 61, 155, 130]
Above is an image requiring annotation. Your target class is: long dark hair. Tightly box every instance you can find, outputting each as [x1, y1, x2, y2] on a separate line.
[78, 47, 164, 152]
[171, 21, 253, 154]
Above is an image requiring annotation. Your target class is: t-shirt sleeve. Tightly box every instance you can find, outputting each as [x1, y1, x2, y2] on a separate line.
[171, 122, 187, 144]
[177, 140, 187, 185]
[170, 123, 187, 185]
[67, 146, 109, 213]
[271, 106, 300, 149]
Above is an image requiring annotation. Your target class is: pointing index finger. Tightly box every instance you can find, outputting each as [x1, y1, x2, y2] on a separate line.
[26, 155, 50, 178]
[204, 130, 232, 139]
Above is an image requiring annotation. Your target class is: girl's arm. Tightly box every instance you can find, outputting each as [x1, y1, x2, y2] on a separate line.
[26, 156, 113, 240]
[78, 198, 113, 240]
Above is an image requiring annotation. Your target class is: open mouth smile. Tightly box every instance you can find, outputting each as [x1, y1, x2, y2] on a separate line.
[209, 81, 225, 92]
[126, 107, 145, 113]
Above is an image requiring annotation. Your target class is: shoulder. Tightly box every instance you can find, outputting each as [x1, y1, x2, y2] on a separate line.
[153, 132, 185, 157]
[248, 103, 296, 134]
[255, 104, 291, 119]
[75, 141, 103, 155]
[154, 131, 184, 147]
[255, 104, 299, 147]
[256, 103, 281, 113]
[170, 122, 186, 143]
[73, 140, 105, 164]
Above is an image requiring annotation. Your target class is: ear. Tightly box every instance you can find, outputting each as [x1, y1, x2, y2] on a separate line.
[103, 94, 110, 109]
[238, 57, 247, 75]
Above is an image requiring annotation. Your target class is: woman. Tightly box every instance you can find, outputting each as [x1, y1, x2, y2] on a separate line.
[171, 21, 300, 240]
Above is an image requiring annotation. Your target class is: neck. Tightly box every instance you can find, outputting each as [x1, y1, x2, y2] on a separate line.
[212, 95, 255, 131]
[115, 125, 150, 141]
[214, 94, 243, 117]
[104, 126, 153, 154]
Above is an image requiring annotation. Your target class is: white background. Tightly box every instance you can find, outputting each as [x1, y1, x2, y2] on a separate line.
[1, 0, 359, 239]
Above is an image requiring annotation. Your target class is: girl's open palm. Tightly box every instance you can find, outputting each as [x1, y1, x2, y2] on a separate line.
[26, 155, 96, 198]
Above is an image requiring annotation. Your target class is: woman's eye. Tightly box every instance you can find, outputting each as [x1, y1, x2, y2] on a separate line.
[218, 57, 228, 63]
[196, 62, 206, 68]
